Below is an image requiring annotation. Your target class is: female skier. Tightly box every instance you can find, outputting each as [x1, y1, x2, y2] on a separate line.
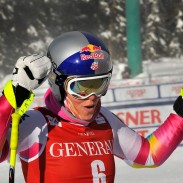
[0, 31, 183, 183]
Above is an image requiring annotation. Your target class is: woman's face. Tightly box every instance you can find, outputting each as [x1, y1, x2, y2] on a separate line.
[66, 93, 101, 121]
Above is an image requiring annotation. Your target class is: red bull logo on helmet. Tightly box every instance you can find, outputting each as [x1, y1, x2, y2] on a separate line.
[80, 44, 104, 61]
[80, 44, 101, 53]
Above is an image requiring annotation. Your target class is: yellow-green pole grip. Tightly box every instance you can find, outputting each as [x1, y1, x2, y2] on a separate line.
[9, 113, 21, 167]
[180, 88, 183, 97]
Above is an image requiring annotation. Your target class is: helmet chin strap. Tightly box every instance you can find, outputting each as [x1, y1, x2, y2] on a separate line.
[64, 97, 82, 119]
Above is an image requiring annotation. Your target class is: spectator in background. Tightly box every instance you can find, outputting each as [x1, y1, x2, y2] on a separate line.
[121, 66, 131, 79]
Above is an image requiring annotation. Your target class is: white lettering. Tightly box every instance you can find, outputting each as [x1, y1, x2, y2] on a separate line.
[49, 143, 64, 157]
[64, 143, 77, 157]
[75, 143, 88, 156]
[91, 160, 106, 183]
[49, 140, 113, 157]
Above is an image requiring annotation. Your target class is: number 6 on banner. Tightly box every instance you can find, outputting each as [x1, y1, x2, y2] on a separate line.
[91, 160, 106, 183]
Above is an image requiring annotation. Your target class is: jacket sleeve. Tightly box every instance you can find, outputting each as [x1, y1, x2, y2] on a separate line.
[101, 107, 183, 168]
[130, 113, 183, 168]
[0, 95, 14, 162]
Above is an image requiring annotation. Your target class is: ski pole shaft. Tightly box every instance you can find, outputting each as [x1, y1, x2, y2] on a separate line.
[9, 167, 15, 183]
[9, 112, 21, 183]
[3, 80, 35, 183]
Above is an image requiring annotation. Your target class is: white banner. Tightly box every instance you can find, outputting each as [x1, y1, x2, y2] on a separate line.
[114, 85, 158, 101]
[160, 83, 183, 98]
[104, 102, 173, 137]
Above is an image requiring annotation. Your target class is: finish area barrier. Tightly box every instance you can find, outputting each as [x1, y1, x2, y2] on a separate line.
[101, 82, 183, 140]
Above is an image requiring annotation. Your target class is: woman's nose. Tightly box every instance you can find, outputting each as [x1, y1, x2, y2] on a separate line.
[87, 94, 99, 100]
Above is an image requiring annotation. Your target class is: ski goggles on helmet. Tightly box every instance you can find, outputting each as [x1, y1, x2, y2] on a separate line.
[64, 73, 111, 99]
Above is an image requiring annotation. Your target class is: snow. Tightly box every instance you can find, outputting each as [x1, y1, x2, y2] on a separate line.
[1, 58, 183, 182]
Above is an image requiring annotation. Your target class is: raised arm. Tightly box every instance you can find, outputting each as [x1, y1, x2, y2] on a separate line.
[126, 113, 183, 168]
[0, 54, 51, 162]
[101, 104, 183, 168]
[0, 95, 14, 162]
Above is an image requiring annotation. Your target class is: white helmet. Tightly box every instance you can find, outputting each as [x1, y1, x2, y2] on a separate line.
[47, 31, 112, 102]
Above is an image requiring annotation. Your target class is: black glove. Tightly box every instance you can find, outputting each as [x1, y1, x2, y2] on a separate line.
[173, 96, 183, 117]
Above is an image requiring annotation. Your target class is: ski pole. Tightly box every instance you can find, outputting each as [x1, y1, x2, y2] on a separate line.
[9, 113, 21, 183]
[9, 91, 34, 183]
[3, 80, 34, 183]
[5, 81, 35, 183]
